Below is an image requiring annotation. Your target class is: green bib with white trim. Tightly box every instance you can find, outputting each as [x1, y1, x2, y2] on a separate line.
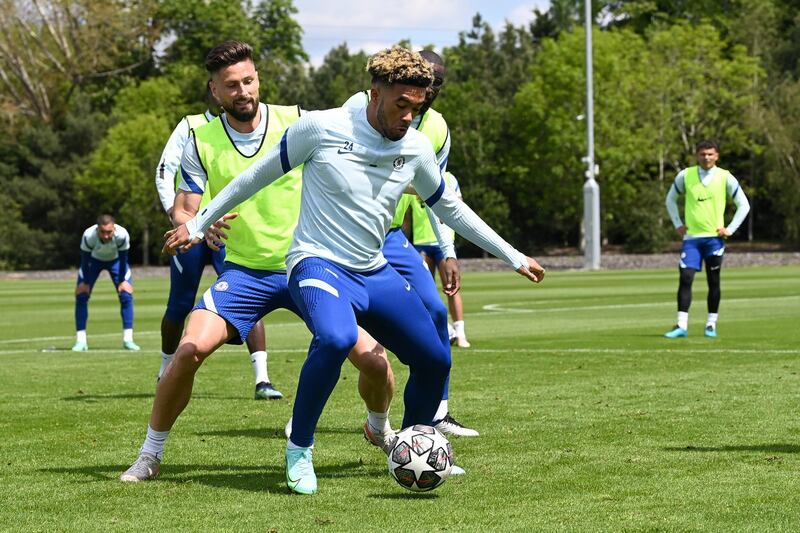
[194, 105, 302, 270]
[684, 166, 728, 237]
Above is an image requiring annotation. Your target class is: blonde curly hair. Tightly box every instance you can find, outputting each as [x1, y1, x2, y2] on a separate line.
[366, 47, 433, 88]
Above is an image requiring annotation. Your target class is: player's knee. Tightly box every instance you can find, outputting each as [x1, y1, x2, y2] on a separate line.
[174, 343, 209, 368]
[357, 350, 393, 383]
[75, 285, 91, 297]
[316, 327, 358, 355]
[679, 268, 695, 286]
[164, 303, 192, 324]
[118, 291, 133, 305]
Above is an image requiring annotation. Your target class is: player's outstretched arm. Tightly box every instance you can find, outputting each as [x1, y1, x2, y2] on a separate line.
[411, 152, 538, 280]
[517, 256, 545, 283]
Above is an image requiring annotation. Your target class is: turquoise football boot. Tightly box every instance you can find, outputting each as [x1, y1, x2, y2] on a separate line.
[664, 326, 688, 338]
[71, 341, 88, 352]
[286, 446, 317, 495]
[122, 340, 141, 351]
[704, 325, 717, 338]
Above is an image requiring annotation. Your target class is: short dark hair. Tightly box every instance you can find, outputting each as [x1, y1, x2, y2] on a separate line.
[367, 47, 433, 89]
[695, 139, 719, 153]
[97, 214, 115, 226]
[419, 50, 445, 88]
[205, 41, 254, 74]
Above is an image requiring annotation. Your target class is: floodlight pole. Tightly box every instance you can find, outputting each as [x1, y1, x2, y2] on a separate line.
[583, 0, 601, 270]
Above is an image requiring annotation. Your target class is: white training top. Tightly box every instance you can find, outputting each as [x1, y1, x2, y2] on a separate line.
[186, 106, 526, 273]
[665, 166, 751, 239]
[80, 224, 130, 261]
[154, 110, 215, 213]
[343, 90, 455, 258]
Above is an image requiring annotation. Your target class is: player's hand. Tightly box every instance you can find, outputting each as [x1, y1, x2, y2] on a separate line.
[207, 213, 238, 243]
[676, 225, 687, 237]
[163, 224, 201, 256]
[717, 227, 731, 237]
[117, 281, 133, 294]
[516, 256, 545, 283]
[441, 258, 461, 296]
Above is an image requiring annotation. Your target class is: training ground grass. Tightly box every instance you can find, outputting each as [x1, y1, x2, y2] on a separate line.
[0, 265, 799, 531]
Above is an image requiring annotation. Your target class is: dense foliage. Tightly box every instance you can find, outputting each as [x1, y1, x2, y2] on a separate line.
[1, 0, 798, 268]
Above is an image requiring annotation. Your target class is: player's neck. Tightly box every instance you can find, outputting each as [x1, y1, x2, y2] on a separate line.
[226, 104, 262, 134]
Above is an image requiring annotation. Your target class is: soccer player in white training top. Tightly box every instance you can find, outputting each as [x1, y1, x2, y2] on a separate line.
[164, 47, 545, 495]
[73, 214, 139, 351]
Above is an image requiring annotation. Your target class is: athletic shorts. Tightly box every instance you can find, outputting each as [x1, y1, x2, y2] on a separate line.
[77, 257, 132, 288]
[414, 243, 445, 265]
[194, 262, 301, 344]
[680, 237, 725, 271]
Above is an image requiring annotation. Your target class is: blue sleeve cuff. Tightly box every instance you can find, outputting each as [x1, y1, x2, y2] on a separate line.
[424, 178, 446, 208]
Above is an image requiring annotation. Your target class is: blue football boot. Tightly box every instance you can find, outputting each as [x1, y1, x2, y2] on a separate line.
[704, 325, 717, 338]
[664, 326, 688, 338]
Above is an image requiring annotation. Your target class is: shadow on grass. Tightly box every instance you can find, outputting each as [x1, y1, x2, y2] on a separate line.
[664, 444, 800, 453]
[197, 425, 357, 440]
[41, 460, 381, 494]
[61, 393, 252, 402]
[367, 492, 439, 500]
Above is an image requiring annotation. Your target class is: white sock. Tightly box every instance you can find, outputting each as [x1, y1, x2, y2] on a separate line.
[288, 438, 312, 450]
[434, 399, 448, 423]
[140, 425, 170, 460]
[447, 322, 456, 339]
[76, 330, 87, 344]
[367, 409, 390, 433]
[123, 329, 134, 343]
[251, 351, 268, 384]
[706, 313, 718, 329]
[677, 312, 689, 330]
[453, 320, 466, 337]
[158, 352, 174, 379]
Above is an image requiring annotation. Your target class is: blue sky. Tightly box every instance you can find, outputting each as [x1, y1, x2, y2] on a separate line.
[292, 0, 552, 65]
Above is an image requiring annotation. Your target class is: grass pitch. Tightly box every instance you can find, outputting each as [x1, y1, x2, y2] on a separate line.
[1, 265, 799, 531]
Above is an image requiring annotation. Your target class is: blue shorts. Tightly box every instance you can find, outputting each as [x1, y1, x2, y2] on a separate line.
[680, 237, 725, 271]
[165, 243, 226, 323]
[414, 243, 445, 265]
[77, 257, 132, 288]
[194, 262, 301, 344]
[286, 257, 451, 445]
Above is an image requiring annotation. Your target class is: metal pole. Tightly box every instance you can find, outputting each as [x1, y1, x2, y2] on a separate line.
[583, 0, 601, 269]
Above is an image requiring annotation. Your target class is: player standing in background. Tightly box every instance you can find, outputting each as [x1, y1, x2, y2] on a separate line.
[154, 83, 281, 400]
[72, 214, 139, 352]
[664, 140, 750, 338]
[164, 46, 545, 494]
[343, 50, 479, 438]
[412, 171, 471, 348]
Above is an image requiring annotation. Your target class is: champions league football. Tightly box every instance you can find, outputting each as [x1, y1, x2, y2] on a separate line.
[387, 425, 453, 492]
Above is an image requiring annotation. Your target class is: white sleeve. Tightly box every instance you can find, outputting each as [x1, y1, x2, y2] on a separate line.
[155, 118, 191, 213]
[185, 113, 323, 238]
[412, 150, 526, 270]
[425, 206, 456, 259]
[726, 175, 750, 235]
[80, 228, 95, 252]
[115, 226, 131, 251]
[177, 132, 207, 195]
[665, 171, 685, 228]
